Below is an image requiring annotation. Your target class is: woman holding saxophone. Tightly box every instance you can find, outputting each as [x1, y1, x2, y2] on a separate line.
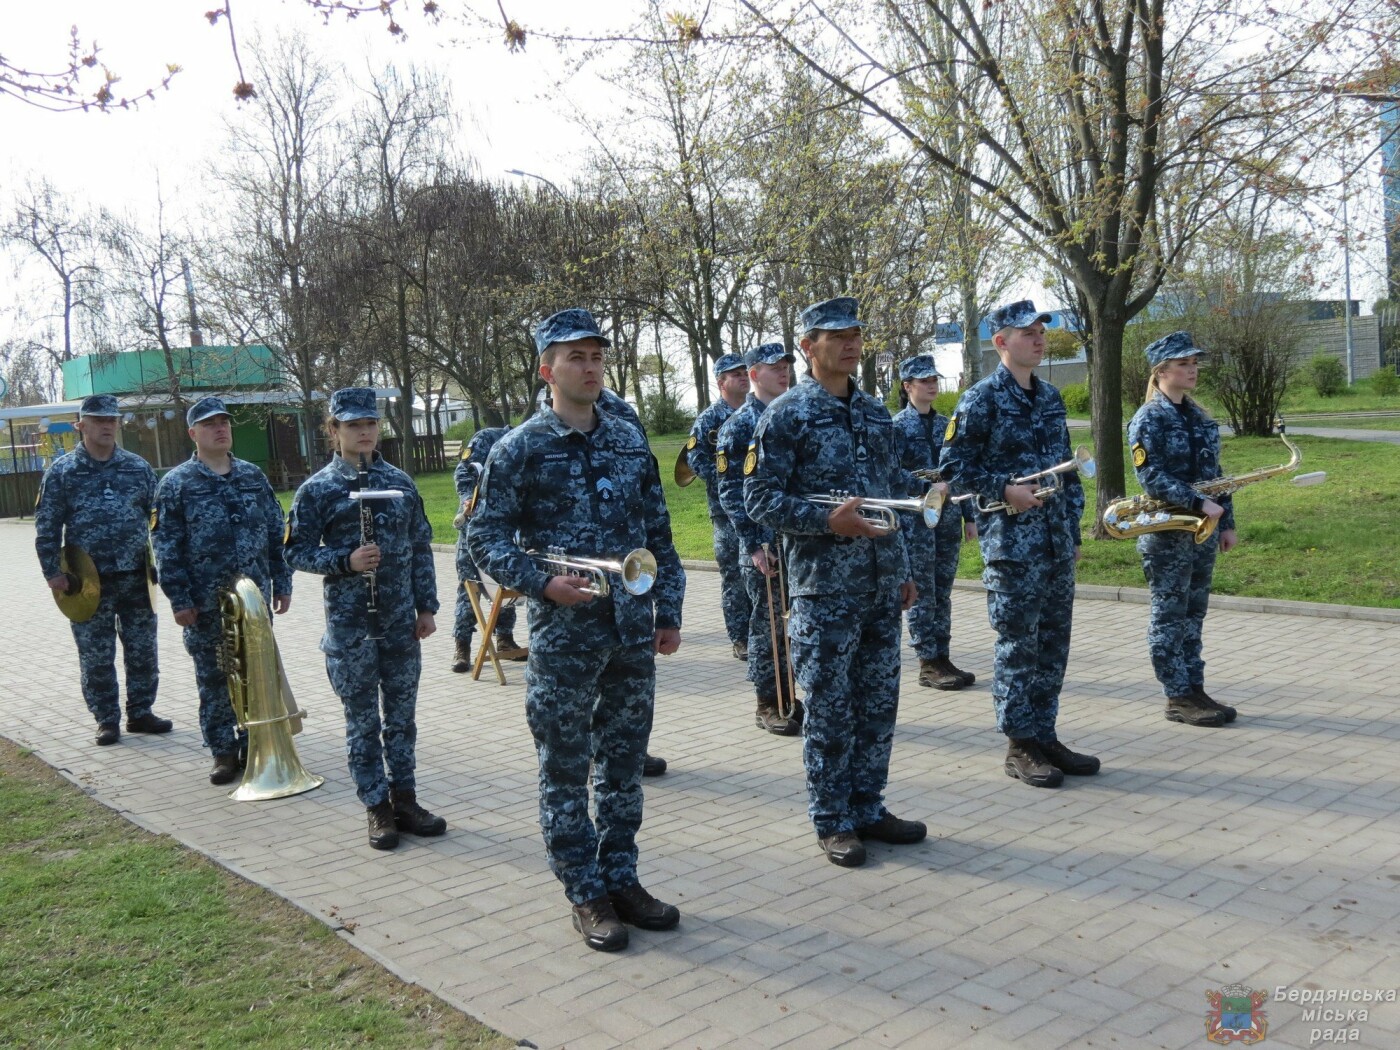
[285, 387, 447, 850]
[1128, 332, 1238, 728]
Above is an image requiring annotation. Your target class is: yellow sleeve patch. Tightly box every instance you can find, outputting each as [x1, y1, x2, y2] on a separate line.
[459, 445, 471, 461]
[1132, 443, 1147, 468]
[944, 415, 958, 442]
[149, 509, 158, 531]
[283, 522, 292, 545]
[716, 451, 728, 474]
[684, 435, 697, 450]
[743, 445, 757, 476]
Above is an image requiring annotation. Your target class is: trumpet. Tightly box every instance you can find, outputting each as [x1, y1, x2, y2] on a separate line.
[909, 468, 975, 527]
[974, 446, 1096, 514]
[528, 547, 657, 597]
[803, 489, 944, 532]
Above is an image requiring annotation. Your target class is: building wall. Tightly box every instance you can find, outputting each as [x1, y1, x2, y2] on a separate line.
[1291, 315, 1382, 378]
[62, 346, 279, 399]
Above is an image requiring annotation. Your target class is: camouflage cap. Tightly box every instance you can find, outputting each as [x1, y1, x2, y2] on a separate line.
[78, 394, 121, 418]
[898, 354, 942, 381]
[800, 296, 865, 333]
[744, 342, 794, 368]
[329, 387, 380, 422]
[714, 352, 746, 377]
[987, 299, 1052, 332]
[1144, 330, 1207, 368]
[186, 395, 230, 427]
[534, 308, 611, 354]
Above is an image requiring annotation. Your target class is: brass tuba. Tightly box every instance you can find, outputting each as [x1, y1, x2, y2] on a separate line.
[219, 577, 324, 802]
[1102, 421, 1326, 544]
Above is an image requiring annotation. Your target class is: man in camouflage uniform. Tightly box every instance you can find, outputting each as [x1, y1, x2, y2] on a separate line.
[35, 393, 170, 746]
[468, 307, 686, 952]
[686, 352, 751, 660]
[745, 298, 926, 869]
[285, 388, 445, 850]
[717, 342, 802, 735]
[1127, 331, 1238, 727]
[939, 300, 1100, 788]
[152, 396, 293, 784]
[451, 425, 524, 672]
[892, 354, 977, 690]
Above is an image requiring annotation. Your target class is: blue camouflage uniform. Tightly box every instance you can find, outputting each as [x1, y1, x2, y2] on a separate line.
[745, 347, 912, 839]
[468, 311, 685, 907]
[34, 395, 160, 728]
[152, 397, 292, 757]
[453, 427, 516, 644]
[1128, 333, 1234, 699]
[686, 353, 750, 649]
[892, 357, 971, 663]
[938, 345, 1084, 743]
[717, 346, 796, 710]
[284, 392, 438, 808]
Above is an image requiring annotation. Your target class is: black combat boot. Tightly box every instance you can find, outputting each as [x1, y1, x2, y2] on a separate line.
[451, 639, 471, 673]
[1165, 694, 1226, 728]
[95, 722, 120, 746]
[367, 800, 400, 850]
[608, 882, 680, 930]
[856, 810, 927, 844]
[1004, 739, 1065, 788]
[126, 711, 173, 733]
[642, 754, 667, 777]
[209, 753, 240, 785]
[1041, 739, 1101, 776]
[389, 788, 447, 836]
[1192, 686, 1237, 723]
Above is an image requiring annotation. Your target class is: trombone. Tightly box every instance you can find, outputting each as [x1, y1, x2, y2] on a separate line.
[803, 488, 944, 532]
[974, 446, 1096, 515]
[760, 540, 798, 719]
[527, 547, 657, 598]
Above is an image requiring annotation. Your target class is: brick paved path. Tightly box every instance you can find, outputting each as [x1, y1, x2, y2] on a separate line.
[3, 521, 1399, 1049]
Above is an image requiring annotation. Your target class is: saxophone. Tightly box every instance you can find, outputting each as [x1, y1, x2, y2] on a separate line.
[1102, 421, 1326, 544]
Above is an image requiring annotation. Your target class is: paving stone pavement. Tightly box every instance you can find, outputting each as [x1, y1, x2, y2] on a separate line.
[3, 519, 1399, 1049]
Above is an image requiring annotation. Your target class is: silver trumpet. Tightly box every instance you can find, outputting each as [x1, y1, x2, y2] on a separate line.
[528, 547, 658, 597]
[803, 489, 944, 532]
[974, 445, 1096, 514]
[909, 468, 975, 527]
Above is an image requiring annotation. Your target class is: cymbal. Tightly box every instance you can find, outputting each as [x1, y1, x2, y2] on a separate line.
[54, 544, 101, 623]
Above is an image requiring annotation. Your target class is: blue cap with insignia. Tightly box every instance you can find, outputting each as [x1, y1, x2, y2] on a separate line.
[78, 394, 121, 418]
[186, 395, 230, 427]
[534, 308, 611, 354]
[800, 296, 865, 333]
[1143, 330, 1207, 368]
[898, 355, 942, 381]
[744, 342, 794, 367]
[987, 299, 1052, 332]
[329, 387, 380, 422]
[714, 352, 746, 377]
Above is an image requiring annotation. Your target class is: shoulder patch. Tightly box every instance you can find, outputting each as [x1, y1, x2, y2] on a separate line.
[1132, 443, 1148, 468]
[743, 444, 757, 476]
[459, 445, 470, 461]
[945, 414, 958, 443]
[685, 435, 697, 451]
[716, 451, 728, 474]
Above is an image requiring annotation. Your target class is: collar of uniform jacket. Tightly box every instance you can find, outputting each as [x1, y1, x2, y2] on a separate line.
[534, 401, 621, 439]
[992, 362, 1043, 403]
[331, 451, 384, 481]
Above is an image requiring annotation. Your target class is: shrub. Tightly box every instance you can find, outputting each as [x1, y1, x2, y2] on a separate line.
[1306, 353, 1347, 397]
[1371, 368, 1399, 397]
[444, 419, 475, 442]
[934, 390, 960, 416]
[640, 392, 694, 436]
[1059, 383, 1091, 416]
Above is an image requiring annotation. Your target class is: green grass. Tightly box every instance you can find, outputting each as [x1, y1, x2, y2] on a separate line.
[0, 738, 512, 1049]
[281, 432, 1399, 609]
[1192, 373, 1400, 419]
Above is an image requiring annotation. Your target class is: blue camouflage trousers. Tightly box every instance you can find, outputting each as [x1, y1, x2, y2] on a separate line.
[741, 561, 793, 702]
[713, 519, 749, 645]
[324, 638, 422, 806]
[1139, 530, 1219, 698]
[905, 514, 963, 660]
[183, 617, 245, 756]
[453, 532, 516, 642]
[789, 589, 902, 838]
[985, 557, 1075, 740]
[525, 642, 654, 905]
[70, 570, 158, 725]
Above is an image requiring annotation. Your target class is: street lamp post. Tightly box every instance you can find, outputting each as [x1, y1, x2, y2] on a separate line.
[505, 168, 564, 197]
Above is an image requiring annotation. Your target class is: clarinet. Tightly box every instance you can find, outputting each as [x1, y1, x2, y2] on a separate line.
[357, 454, 383, 641]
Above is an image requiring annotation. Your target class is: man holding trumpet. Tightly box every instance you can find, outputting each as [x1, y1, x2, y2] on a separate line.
[938, 301, 1100, 788]
[745, 297, 926, 869]
[468, 308, 686, 953]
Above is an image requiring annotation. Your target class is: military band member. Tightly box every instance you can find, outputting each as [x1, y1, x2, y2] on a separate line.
[686, 353, 752, 660]
[745, 297, 926, 868]
[893, 355, 977, 690]
[1129, 331, 1238, 727]
[468, 308, 686, 952]
[35, 393, 170, 747]
[284, 388, 445, 850]
[938, 301, 1099, 788]
[716, 342, 801, 735]
[451, 425, 525, 673]
[151, 396, 292, 784]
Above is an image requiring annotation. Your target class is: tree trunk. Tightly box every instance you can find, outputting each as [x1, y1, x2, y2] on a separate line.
[1086, 312, 1127, 539]
[960, 287, 982, 388]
